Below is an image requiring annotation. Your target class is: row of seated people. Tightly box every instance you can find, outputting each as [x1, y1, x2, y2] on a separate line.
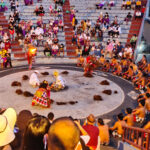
[96, 0, 115, 10]
[0, 0, 65, 69]
[75, 33, 137, 60]
[121, 0, 143, 10]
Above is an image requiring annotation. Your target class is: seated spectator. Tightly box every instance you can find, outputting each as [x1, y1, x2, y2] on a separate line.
[121, 0, 126, 9]
[108, 0, 115, 10]
[58, 19, 64, 31]
[141, 93, 150, 127]
[135, 10, 142, 20]
[9, 12, 15, 25]
[37, 33, 44, 46]
[110, 113, 127, 137]
[133, 99, 146, 123]
[114, 25, 121, 38]
[115, 42, 123, 58]
[126, 0, 131, 10]
[48, 117, 80, 150]
[130, 34, 137, 48]
[59, 43, 64, 57]
[0, 108, 17, 150]
[49, 5, 53, 14]
[35, 26, 44, 36]
[105, 40, 113, 58]
[124, 12, 132, 24]
[131, 0, 136, 10]
[13, 9, 20, 23]
[0, 0, 7, 12]
[83, 114, 100, 150]
[47, 112, 54, 123]
[136, 0, 142, 10]
[44, 42, 51, 56]
[16, 110, 33, 135]
[124, 44, 133, 58]
[141, 6, 146, 17]
[9, 23, 15, 41]
[72, 34, 77, 45]
[38, 5, 45, 16]
[22, 116, 50, 150]
[4, 53, 12, 68]
[123, 108, 134, 126]
[24, 0, 33, 6]
[10, 0, 16, 11]
[86, 19, 91, 30]
[3, 33, 9, 43]
[97, 118, 110, 145]
[96, 0, 106, 9]
[51, 42, 59, 57]
[34, 6, 39, 16]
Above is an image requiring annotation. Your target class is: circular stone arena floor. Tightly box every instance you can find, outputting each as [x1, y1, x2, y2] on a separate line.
[0, 66, 125, 119]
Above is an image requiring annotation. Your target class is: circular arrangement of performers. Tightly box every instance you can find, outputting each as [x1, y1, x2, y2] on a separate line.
[30, 70, 66, 108]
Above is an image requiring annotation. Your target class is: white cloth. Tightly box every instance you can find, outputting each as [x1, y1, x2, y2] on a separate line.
[75, 135, 90, 150]
[29, 73, 40, 86]
[56, 76, 66, 87]
[35, 27, 44, 36]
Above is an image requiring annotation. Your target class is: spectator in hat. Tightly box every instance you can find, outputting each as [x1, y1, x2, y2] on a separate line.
[0, 108, 17, 150]
[82, 114, 100, 150]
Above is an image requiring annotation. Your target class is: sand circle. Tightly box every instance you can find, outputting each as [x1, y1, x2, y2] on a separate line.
[0, 68, 124, 119]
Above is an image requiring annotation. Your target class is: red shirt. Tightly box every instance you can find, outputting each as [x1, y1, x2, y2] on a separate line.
[141, 8, 146, 14]
[5, 42, 11, 50]
[83, 124, 99, 148]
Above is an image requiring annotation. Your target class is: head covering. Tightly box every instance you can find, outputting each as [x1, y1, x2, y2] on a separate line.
[87, 114, 95, 123]
[0, 108, 17, 146]
[53, 70, 59, 77]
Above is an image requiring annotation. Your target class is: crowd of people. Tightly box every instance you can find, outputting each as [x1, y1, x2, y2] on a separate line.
[0, 0, 146, 69]
[0, 0, 150, 149]
[0, 0, 66, 69]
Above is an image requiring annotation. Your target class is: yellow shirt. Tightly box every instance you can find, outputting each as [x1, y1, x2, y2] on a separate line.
[136, 1, 141, 6]
[126, 1, 131, 5]
[98, 125, 109, 144]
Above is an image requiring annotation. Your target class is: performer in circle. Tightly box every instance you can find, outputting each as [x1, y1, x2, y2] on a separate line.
[51, 70, 66, 91]
[32, 80, 51, 108]
[84, 55, 98, 77]
[29, 70, 40, 88]
[27, 44, 37, 70]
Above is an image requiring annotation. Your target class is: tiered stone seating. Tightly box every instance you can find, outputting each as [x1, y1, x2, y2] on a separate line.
[70, 0, 134, 47]
[2, 0, 138, 59]
[4, 0, 66, 60]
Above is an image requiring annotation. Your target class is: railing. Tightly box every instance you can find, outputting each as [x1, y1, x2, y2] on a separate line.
[122, 126, 150, 150]
[134, 0, 149, 61]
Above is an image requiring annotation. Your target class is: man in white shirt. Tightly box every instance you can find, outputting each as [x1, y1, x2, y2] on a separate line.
[35, 26, 44, 36]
